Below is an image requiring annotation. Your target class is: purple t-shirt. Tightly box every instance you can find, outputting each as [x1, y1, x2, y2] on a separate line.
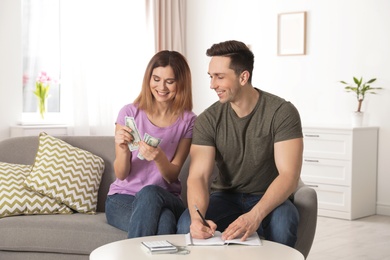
[108, 103, 196, 197]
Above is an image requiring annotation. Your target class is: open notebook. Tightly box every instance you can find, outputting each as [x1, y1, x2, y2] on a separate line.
[185, 231, 262, 246]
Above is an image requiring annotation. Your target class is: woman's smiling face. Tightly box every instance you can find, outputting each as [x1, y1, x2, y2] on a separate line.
[149, 66, 177, 103]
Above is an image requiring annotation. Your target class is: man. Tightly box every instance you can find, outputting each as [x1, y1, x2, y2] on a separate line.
[177, 40, 303, 247]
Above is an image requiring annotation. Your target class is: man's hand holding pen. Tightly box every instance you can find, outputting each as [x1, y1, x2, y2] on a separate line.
[189, 205, 216, 239]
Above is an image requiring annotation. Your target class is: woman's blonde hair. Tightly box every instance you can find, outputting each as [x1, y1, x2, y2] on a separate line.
[134, 50, 193, 116]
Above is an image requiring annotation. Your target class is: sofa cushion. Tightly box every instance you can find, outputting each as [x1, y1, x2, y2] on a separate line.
[0, 213, 127, 255]
[23, 133, 105, 213]
[0, 162, 72, 218]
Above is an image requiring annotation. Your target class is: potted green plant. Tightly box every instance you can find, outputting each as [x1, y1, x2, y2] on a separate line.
[339, 77, 382, 126]
[340, 77, 382, 112]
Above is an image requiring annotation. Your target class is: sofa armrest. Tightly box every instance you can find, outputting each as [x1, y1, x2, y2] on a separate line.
[293, 181, 318, 258]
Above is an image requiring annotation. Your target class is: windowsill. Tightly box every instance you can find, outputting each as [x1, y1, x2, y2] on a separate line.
[20, 112, 68, 126]
[10, 124, 69, 137]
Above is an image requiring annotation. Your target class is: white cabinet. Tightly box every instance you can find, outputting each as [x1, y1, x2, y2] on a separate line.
[301, 126, 378, 220]
[10, 125, 69, 137]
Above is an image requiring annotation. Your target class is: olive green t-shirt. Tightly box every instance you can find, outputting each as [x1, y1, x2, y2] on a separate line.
[193, 89, 302, 195]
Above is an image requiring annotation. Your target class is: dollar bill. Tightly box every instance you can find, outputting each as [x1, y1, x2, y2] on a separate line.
[125, 116, 142, 151]
[137, 133, 162, 160]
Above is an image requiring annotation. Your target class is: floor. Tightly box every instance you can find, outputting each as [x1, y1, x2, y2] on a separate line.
[307, 215, 390, 260]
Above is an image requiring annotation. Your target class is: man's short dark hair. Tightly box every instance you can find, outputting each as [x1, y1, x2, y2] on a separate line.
[206, 40, 254, 83]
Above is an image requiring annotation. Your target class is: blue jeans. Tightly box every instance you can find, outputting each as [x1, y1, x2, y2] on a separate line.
[105, 185, 185, 238]
[177, 191, 299, 247]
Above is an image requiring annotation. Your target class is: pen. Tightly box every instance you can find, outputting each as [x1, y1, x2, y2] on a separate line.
[194, 205, 211, 228]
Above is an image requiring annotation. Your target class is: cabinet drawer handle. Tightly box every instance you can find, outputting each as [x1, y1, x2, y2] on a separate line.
[304, 159, 319, 163]
[306, 184, 319, 188]
[304, 134, 320, 138]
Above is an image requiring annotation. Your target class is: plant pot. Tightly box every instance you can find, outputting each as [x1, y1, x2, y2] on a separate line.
[351, 111, 364, 127]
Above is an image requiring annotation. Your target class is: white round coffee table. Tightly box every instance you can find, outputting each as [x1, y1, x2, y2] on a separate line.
[90, 234, 304, 260]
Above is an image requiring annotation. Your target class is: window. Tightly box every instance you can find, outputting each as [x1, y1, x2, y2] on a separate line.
[21, 1, 153, 130]
[22, 0, 61, 114]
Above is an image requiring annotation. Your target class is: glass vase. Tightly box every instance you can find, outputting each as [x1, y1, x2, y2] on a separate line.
[37, 97, 47, 119]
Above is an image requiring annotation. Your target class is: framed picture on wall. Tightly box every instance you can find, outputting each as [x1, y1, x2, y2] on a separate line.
[277, 11, 307, 56]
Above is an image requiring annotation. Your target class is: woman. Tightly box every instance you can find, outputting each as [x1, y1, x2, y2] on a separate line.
[105, 50, 196, 238]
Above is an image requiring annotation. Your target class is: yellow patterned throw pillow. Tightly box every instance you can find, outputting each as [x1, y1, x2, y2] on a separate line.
[0, 162, 72, 218]
[24, 133, 105, 213]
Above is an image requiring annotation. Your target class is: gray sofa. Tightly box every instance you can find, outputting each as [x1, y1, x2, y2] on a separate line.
[0, 135, 317, 259]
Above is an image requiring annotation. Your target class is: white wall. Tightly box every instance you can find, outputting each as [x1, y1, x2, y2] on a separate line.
[0, 0, 22, 139]
[186, 0, 390, 216]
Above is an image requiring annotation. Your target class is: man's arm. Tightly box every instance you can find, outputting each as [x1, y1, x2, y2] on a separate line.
[222, 137, 303, 241]
[187, 144, 217, 238]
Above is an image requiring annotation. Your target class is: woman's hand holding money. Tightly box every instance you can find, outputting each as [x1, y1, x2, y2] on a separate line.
[138, 141, 162, 161]
[115, 125, 134, 151]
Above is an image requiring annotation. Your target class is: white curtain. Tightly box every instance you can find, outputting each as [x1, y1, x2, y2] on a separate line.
[60, 0, 154, 135]
[61, 0, 186, 135]
[22, 0, 186, 135]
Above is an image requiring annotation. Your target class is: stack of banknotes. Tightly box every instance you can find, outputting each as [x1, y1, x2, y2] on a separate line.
[125, 116, 162, 160]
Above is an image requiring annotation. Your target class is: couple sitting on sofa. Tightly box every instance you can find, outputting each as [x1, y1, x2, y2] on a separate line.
[108, 40, 303, 248]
